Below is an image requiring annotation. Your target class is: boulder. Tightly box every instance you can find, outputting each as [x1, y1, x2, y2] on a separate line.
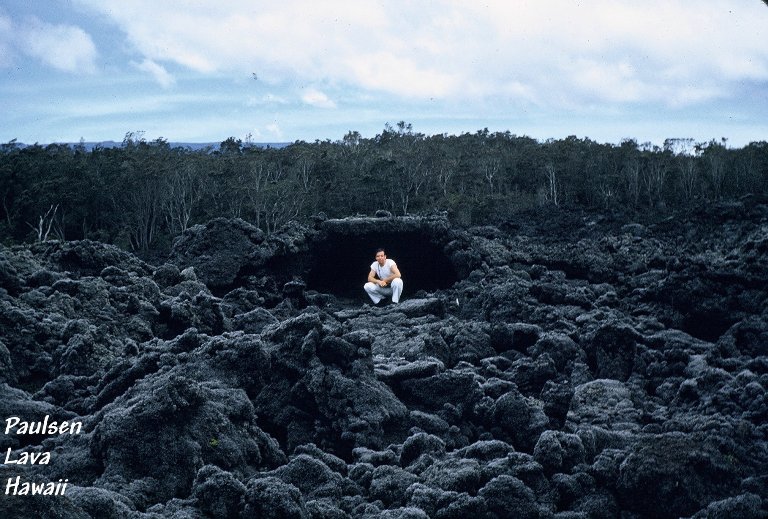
[169, 217, 268, 290]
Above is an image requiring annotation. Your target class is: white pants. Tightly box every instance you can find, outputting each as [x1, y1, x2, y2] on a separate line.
[364, 278, 403, 304]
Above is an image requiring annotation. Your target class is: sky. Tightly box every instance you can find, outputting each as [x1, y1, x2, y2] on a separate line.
[1, 1, 767, 147]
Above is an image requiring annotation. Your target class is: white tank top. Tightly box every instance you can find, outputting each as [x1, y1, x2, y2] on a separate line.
[371, 259, 397, 280]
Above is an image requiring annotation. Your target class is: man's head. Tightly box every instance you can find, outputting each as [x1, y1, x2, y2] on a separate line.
[375, 248, 387, 266]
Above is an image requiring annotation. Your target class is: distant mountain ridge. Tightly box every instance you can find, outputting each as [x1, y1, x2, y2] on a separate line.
[7, 141, 291, 151]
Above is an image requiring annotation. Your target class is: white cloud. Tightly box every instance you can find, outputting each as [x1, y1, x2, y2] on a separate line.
[344, 51, 460, 99]
[0, 14, 14, 67]
[50, 0, 768, 112]
[31, 93, 227, 119]
[265, 123, 283, 139]
[17, 17, 97, 73]
[246, 93, 289, 106]
[301, 88, 336, 108]
[133, 58, 175, 88]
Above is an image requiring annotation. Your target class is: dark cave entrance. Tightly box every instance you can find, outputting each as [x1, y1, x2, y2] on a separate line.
[305, 221, 459, 299]
[682, 310, 737, 343]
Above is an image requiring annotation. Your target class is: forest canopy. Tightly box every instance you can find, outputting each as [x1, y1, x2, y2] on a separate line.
[1, 123, 767, 253]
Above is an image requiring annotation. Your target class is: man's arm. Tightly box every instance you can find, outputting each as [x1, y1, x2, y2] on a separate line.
[380, 263, 401, 284]
[367, 269, 379, 284]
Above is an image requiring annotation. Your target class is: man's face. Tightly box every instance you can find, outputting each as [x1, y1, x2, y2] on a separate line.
[375, 251, 386, 265]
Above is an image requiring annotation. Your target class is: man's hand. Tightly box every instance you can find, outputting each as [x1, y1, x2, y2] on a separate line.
[377, 280, 388, 287]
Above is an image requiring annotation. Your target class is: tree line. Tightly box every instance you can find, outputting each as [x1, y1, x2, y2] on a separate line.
[1, 123, 767, 253]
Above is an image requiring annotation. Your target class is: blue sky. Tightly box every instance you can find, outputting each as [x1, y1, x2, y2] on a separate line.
[1, 1, 767, 146]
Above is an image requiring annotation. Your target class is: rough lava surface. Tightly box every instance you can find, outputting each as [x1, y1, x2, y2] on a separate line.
[1, 199, 767, 518]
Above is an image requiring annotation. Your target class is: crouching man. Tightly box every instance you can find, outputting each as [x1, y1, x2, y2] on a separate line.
[364, 248, 403, 304]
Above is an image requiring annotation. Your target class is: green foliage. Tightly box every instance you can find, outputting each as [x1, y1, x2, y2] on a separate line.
[0, 129, 766, 253]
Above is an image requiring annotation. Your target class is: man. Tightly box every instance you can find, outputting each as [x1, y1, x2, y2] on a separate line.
[364, 248, 403, 304]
